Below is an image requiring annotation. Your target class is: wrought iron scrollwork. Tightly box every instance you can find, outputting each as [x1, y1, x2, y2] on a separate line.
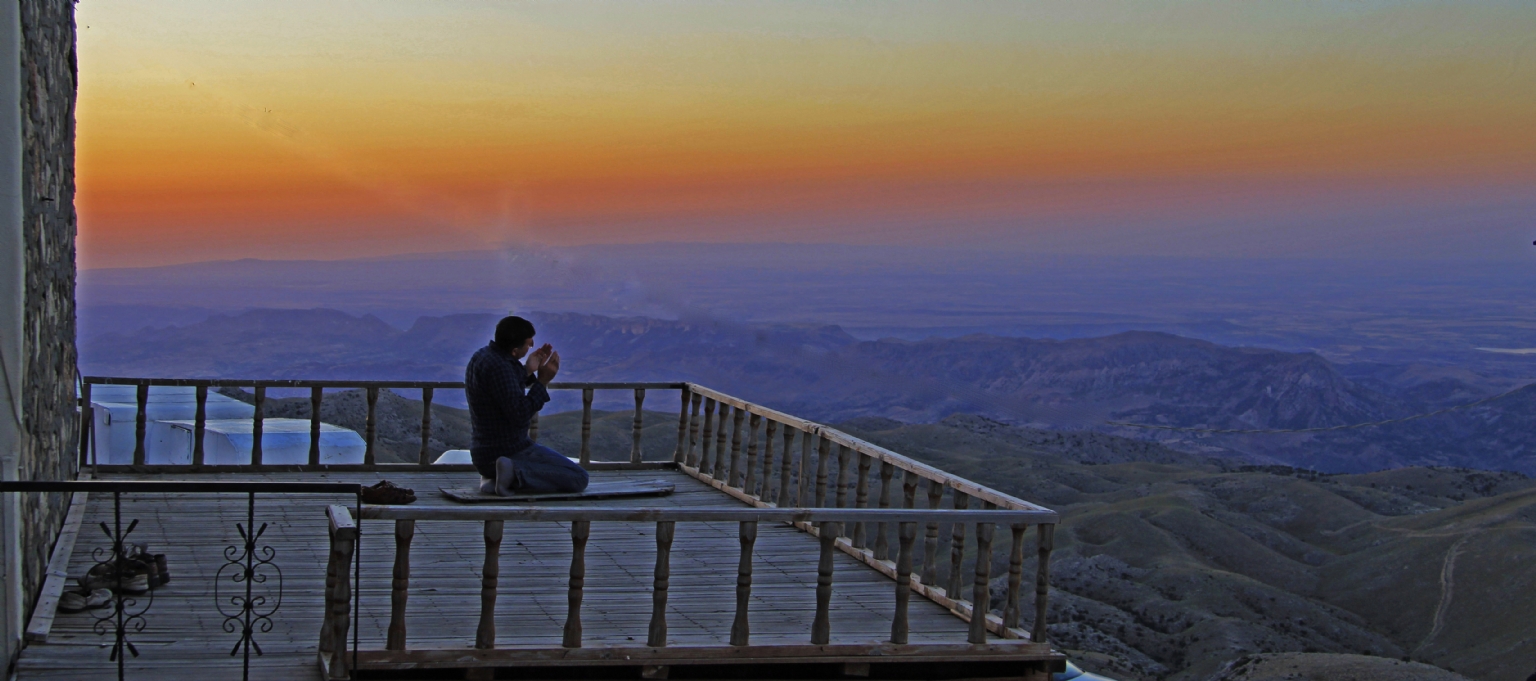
[216, 492, 283, 677]
[91, 491, 153, 681]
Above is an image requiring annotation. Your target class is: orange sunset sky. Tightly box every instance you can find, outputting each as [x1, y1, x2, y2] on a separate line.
[76, 1, 1536, 268]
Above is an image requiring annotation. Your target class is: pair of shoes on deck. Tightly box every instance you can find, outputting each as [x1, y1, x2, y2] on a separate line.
[80, 544, 168, 594]
[58, 588, 112, 612]
[361, 480, 416, 505]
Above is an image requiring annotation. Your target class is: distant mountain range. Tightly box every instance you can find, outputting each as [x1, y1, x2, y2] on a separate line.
[79, 307, 1536, 474]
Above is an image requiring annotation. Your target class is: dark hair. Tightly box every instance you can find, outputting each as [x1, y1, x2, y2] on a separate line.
[494, 316, 536, 352]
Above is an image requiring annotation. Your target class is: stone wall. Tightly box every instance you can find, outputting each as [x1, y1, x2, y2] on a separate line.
[18, 0, 77, 624]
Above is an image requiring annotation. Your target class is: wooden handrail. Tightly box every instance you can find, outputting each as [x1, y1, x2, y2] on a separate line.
[83, 376, 686, 390]
[356, 505, 1055, 524]
[338, 503, 1052, 656]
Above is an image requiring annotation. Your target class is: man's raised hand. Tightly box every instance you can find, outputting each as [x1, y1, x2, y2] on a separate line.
[525, 343, 554, 373]
[538, 349, 561, 385]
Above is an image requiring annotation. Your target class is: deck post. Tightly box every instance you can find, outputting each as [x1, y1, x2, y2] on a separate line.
[698, 399, 716, 475]
[875, 462, 896, 560]
[727, 407, 745, 487]
[632, 388, 645, 463]
[744, 413, 761, 496]
[969, 522, 994, 644]
[685, 393, 702, 467]
[922, 480, 943, 586]
[364, 387, 379, 466]
[387, 519, 415, 650]
[308, 387, 322, 466]
[852, 453, 873, 549]
[948, 492, 970, 597]
[563, 520, 590, 648]
[251, 385, 265, 465]
[778, 426, 795, 507]
[1005, 523, 1027, 630]
[812, 521, 838, 645]
[674, 388, 690, 463]
[78, 382, 93, 467]
[648, 521, 674, 647]
[892, 521, 917, 644]
[814, 437, 830, 507]
[476, 520, 503, 649]
[133, 381, 148, 466]
[730, 521, 757, 646]
[419, 387, 434, 465]
[193, 384, 207, 467]
[581, 388, 594, 465]
[1033, 524, 1054, 644]
[323, 506, 356, 679]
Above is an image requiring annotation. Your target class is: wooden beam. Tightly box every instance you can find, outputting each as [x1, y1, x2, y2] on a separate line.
[24, 488, 88, 643]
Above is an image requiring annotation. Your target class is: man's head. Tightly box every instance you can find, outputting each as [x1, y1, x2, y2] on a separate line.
[494, 316, 536, 358]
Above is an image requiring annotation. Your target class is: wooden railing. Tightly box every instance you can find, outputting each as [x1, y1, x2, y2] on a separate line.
[79, 377, 688, 470]
[676, 385, 1057, 643]
[322, 504, 1058, 678]
[84, 377, 1061, 660]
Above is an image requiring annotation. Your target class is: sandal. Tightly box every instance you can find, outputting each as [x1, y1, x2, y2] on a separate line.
[361, 480, 416, 505]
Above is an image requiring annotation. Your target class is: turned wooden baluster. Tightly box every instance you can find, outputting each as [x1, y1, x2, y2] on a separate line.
[418, 387, 434, 465]
[193, 385, 208, 467]
[874, 463, 898, 561]
[674, 388, 691, 463]
[813, 437, 831, 507]
[852, 453, 872, 549]
[364, 386, 379, 466]
[631, 388, 645, 464]
[307, 387, 321, 466]
[811, 521, 839, 645]
[563, 520, 590, 648]
[760, 419, 777, 501]
[648, 521, 674, 647]
[969, 521, 995, 644]
[1033, 524, 1055, 644]
[477, 520, 503, 649]
[133, 382, 148, 466]
[530, 412, 540, 444]
[835, 445, 853, 508]
[580, 388, 594, 465]
[892, 521, 917, 644]
[387, 519, 415, 650]
[685, 393, 703, 467]
[698, 398, 717, 475]
[730, 521, 758, 646]
[948, 492, 970, 597]
[727, 407, 746, 487]
[1005, 523, 1027, 631]
[323, 506, 356, 679]
[743, 413, 761, 496]
[778, 426, 795, 507]
[922, 480, 944, 586]
[797, 430, 813, 507]
[714, 404, 732, 481]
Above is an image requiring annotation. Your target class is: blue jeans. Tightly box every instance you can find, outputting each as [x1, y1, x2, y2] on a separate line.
[476, 444, 589, 495]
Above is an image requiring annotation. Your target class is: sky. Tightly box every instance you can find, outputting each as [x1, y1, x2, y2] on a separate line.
[76, 1, 1536, 268]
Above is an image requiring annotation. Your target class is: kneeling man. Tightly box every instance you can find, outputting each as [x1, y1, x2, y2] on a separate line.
[465, 315, 589, 495]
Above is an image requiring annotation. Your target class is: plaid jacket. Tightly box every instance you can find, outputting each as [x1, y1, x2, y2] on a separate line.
[465, 342, 550, 455]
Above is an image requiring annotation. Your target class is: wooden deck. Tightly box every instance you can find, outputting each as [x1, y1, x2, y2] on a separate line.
[17, 467, 1057, 680]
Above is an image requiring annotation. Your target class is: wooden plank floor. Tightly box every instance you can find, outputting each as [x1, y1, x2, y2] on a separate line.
[16, 467, 990, 680]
